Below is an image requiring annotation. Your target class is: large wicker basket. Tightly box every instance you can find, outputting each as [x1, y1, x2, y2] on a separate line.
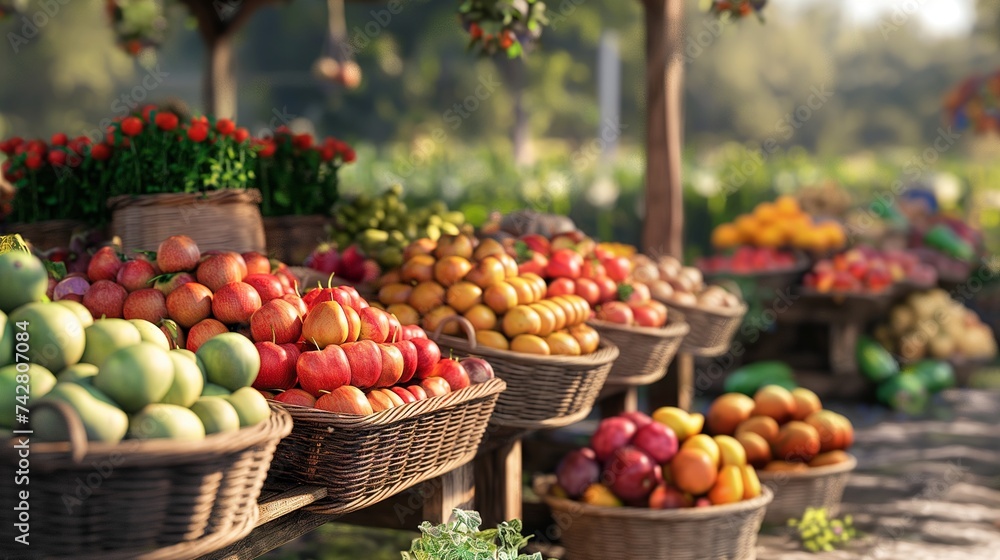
[6, 219, 86, 251]
[757, 455, 856, 525]
[0, 401, 292, 560]
[432, 317, 618, 430]
[108, 189, 266, 254]
[262, 214, 329, 266]
[588, 319, 689, 386]
[267, 378, 505, 515]
[536, 476, 772, 560]
[660, 298, 747, 357]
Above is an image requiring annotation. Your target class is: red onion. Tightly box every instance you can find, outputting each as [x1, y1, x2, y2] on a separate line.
[461, 357, 495, 384]
[54, 276, 91, 301]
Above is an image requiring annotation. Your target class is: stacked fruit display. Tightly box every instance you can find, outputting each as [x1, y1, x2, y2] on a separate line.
[0, 251, 270, 443]
[705, 385, 855, 472]
[709, 195, 847, 254]
[802, 247, 937, 294]
[249, 281, 496, 416]
[696, 247, 802, 276]
[873, 289, 997, 361]
[326, 184, 470, 271]
[551, 406, 761, 509]
[377, 234, 601, 356]
[645, 254, 744, 311]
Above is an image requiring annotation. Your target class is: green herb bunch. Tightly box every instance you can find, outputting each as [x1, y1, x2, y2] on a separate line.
[403, 509, 548, 560]
[788, 507, 857, 553]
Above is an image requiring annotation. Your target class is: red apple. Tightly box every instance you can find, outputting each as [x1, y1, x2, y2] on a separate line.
[296, 346, 351, 396]
[410, 338, 442, 380]
[241, 252, 271, 276]
[157, 235, 201, 273]
[547, 277, 576, 298]
[123, 288, 168, 323]
[621, 411, 653, 429]
[316, 386, 373, 415]
[386, 313, 402, 343]
[460, 357, 494, 384]
[341, 340, 382, 389]
[631, 304, 663, 328]
[378, 388, 405, 407]
[596, 301, 634, 325]
[394, 340, 419, 384]
[420, 376, 451, 398]
[82, 279, 127, 319]
[631, 422, 679, 464]
[574, 278, 601, 307]
[556, 448, 600, 498]
[595, 277, 618, 304]
[250, 299, 303, 344]
[405, 385, 428, 400]
[603, 447, 658, 505]
[166, 282, 213, 328]
[546, 249, 583, 279]
[301, 301, 349, 348]
[281, 293, 308, 317]
[257, 389, 276, 400]
[196, 254, 244, 292]
[404, 325, 427, 340]
[340, 286, 366, 309]
[648, 485, 693, 509]
[343, 305, 362, 342]
[591, 417, 637, 462]
[429, 358, 470, 391]
[186, 318, 228, 352]
[367, 389, 397, 412]
[243, 274, 284, 302]
[273, 388, 316, 407]
[390, 386, 418, 404]
[519, 234, 551, 257]
[87, 246, 123, 282]
[358, 307, 391, 343]
[253, 341, 298, 390]
[116, 259, 157, 292]
[212, 282, 262, 324]
[372, 344, 402, 389]
[153, 271, 195, 296]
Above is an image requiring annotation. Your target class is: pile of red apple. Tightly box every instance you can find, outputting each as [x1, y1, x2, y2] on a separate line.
[802, 246, 936, 295]
[696, 247, 800, 275]
[512, 231, 668, 328]
[305, 243, 381, 285]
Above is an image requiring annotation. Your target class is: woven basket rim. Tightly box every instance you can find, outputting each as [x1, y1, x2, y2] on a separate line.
[657, 297, 749, 319]
[269, 377, 506, 427]
[535, 475, 773, 521]
[107, 188, 263, 210]
[588, 318, 690, 339]
[4, 404, 292, 468]
[757, 454, 858, 481]
[436, 335, 620, 367]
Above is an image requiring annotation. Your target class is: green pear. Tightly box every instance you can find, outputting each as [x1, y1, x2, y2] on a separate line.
[34, 382, 128, 444]
[93, 343, 174, 412]
[129, 319, 170, 350]
[56, 363, 99, 384]
[161, 351, 204, 408]
[81, 319, 141, 368]
[225, 387, 271, 427]
[129, 404, 205, 441]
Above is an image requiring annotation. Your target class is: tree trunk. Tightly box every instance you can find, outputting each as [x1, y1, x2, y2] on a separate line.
[204, 33, 237, 118]
[641, 0, 684, 259]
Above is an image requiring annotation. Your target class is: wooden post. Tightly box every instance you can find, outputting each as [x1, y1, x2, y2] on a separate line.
[650, 352, 693, 411]
[422, 462, 477, 524]
[640, 0, 685, 258]
[599, 386, 639, 417]
[474, 440, 522, 528]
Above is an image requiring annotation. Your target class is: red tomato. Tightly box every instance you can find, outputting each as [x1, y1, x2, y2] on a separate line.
[547, 277, 576, 298]
[574, 278, 600, 307]
[581, 259, 607, 280]
[602, 256, 632, 283]
[518, 252, 549, 277]
[596, 277, 618, 304]
[625, 282, 651, 305]
[631, 304, 664, 328]
[546, 249, 583, 280]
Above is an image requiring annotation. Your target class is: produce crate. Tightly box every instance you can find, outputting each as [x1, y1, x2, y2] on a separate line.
[432, 317, 618, 430]
[266, 378, 505, 515]
[0, 402, 292, 560]
[588, 319, 689, 386]
[535, 476, 772, 560]
[757, 455, 856, 525]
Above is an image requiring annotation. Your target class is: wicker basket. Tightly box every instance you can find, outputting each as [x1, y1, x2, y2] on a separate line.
[6, 219, 86, 251]
[267, 377, 505, 515]
[0, 401, 292, 560]
[108, 189, 266, 254]
[659, 298, 747, 357]
[757, 455, 856, 525]
[262, 214, 329, 266]
[588, 319, 689, 386]
[536, 476, 772, 560]
[431, 316, 618, 430]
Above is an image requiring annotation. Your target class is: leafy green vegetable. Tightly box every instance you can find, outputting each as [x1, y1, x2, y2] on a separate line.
[402, 509, 548, 560]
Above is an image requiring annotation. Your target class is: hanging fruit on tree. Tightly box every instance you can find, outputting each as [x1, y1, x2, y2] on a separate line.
[458, 0, 547, 59]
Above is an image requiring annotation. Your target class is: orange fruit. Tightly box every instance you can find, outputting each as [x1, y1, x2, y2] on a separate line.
[753, 202, 779, 224]
[711, 223, 743, 249]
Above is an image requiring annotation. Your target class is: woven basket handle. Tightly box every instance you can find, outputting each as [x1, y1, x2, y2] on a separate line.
[31, 399, 90, 464]
[430, 315, 478, 350]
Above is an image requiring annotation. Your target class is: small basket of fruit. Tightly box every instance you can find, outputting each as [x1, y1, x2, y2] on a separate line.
[707, 385, 857, 524]
[0, 254, 292, 559]
[255, 282, 506, 515]
[649, 255, 747, 356]
[536, 408, 772, 560]
[587, 306, 689, 386]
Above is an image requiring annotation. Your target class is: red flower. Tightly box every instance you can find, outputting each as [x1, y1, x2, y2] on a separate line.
[293, 134, 313, 149]
[122, 116, 143, 137]
[499, 31, 515, 50]
[155, 112, 179, 131]
[319, 147, 335, 161]
[51, 133, 68, 146]
[469, 22, 482, 40]
[275, 125, 290, 135]
[47, 150, 66, 166]
[216, 118, 236, 136]
[26, 140, 47, 155]
[233, 127, 250, 143]
[141, 105, 157, 121]
[74, 136, 92, 146]
[187, 123, 209, 143]
[257, 142, 276, 158]
[25, 154, 43, 170]
[90, 144, 111, 161]
[342, 147, 356, 163]
[192, 115, 209, 125]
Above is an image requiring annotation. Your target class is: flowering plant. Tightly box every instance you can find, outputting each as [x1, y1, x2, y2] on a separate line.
[459, 0, 546, 58]
[251, 128, 355, 217]
[105, 0, 168, 56]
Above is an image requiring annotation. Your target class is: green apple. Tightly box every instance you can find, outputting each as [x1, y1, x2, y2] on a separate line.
[190, 397, 241, 434]
[129, 404, 205, 441]
[93, 343, 174, 412]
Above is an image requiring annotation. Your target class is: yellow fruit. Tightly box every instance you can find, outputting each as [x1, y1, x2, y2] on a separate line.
[510, 334, 550, 355]
[711, 224, 742, 249]
[714, 435, 748, 467]
[753, 202, 779, 224]
[545, 332, 581, 356]
[734, 215, 758, 239]
[682, 434, 721, 467]
[775, 195, 800, 216]
[581, 483, 622, 507]
[740, 465, 761, 500]
[475, 330, 509, 351]
[754, 226, 784, 248]
[708, 465, 745, 505]
[686, 412, 705, 437]
[652, 407, 691, 441]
